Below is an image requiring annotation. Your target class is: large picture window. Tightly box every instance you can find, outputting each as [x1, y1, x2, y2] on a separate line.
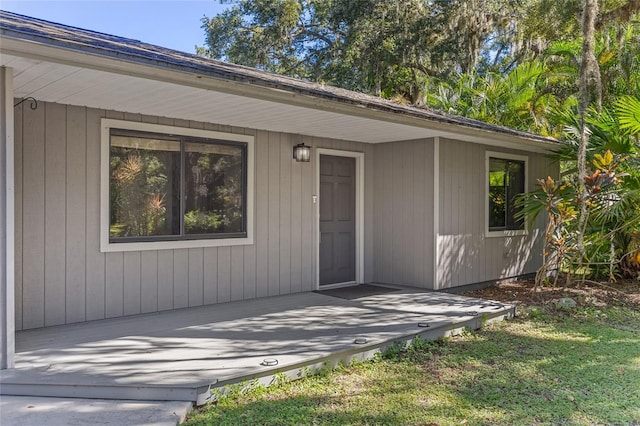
[486, 152, 527, 236]
[101, 120, 254, 252]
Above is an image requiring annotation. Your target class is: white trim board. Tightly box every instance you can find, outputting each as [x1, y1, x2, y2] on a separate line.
[485, 150, 529, 238]
[315, 148, 365, 290]
[100, 118, 255, 252]
[1, 66, 16, 369]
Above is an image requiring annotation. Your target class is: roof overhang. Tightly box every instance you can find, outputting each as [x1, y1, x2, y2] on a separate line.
[1, 34, 560, 153]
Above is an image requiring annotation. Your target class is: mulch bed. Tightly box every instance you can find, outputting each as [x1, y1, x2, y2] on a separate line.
[465, 278, 640, 310]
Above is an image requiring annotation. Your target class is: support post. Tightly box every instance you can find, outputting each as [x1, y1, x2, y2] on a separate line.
[0, 66, 15, 369]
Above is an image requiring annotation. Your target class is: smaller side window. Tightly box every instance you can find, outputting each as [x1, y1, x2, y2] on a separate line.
[487, 155, 526, 233]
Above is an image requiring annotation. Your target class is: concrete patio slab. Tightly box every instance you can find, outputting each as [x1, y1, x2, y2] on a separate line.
[0, 395, 192, 426]
[0, 286, 514, 406]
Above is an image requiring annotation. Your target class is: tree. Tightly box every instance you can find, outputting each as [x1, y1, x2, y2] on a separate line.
[573, 0, 601, 285]
[199, 0, 530, 102]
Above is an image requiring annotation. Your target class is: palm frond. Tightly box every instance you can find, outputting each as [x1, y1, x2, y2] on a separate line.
[616, 96, 640, 135]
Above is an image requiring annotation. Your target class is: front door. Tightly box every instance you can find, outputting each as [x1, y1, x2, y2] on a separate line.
[319, 155, 356, 286]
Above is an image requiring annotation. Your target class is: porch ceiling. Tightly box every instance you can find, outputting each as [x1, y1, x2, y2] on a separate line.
[3, 53, 442, 144]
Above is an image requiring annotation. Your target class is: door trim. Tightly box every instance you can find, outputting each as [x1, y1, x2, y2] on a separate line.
[315, 149, 364, 290]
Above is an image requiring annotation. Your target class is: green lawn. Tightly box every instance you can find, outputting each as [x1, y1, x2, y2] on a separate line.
[185, 304, 640, 426]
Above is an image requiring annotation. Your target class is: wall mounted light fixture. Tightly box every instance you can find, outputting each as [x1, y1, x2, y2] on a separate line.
[293, 142, 311, 162]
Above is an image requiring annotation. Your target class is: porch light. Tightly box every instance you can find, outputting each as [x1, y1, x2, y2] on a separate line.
[293, 143, 311, 162]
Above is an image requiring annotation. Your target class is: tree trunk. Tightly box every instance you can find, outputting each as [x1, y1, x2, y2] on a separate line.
[576, 0, 601, 284]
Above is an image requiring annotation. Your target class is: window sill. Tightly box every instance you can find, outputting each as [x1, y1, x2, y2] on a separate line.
[485, 229, 528, 238]
[100, 236, 254, 252]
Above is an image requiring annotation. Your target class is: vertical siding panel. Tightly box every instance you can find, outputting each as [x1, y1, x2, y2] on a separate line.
[439, 140, 448, 288]
[372, 143, 382, 282]
[476, 145, 486, 281]
[453, 140, 462, 287]
[413, 141, 426, 287]
[392, 144, 404, 283]
[141, 251, 158, 313]
[290, 142, 302, 293]
[455, 141, 464, 285]
[66, 105, 87, 323]
[243, 245, 256, 299]
[267, 132, 280, 295]
[425, 139, 434, 288]
[203, 247, 218, 304]
[467, 144, 476, 282]
[472, 144, 482, 283]
[402, 142, 414, 285]
[460, 141, 469, 285]
[441, 140, 451, 288]
[217, 247, 231, 303]
[243, 129, 257, 300]
[44, 103, 66, 326]
[493, 236, 501, 279]
[85, 108, 105, 321]
[123, 252, 141, 315]
[14, 103, 23, 330]
[363, 143, 375, 283]
[396, 143, 407, 284]
[255, 130, 269, 298]
[230, 246, 244, 301]
[279, 134, 291, 294]
[381, 144, 393, 284]
[173, 249, 189, 309]
[452, 140, 460, 287]
[188, 248, 204, 306]
[469, 144, 478, 281]
[157, 250, 174, 311]
[105, 253, 124, 318]
[300, 136, 314, 291]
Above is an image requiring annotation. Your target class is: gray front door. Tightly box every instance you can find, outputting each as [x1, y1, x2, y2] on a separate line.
[319, 155, 356, 286]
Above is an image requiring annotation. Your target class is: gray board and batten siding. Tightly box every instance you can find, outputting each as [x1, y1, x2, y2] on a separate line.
[367, 137, 555, 290]
[372, 139, 436, 289]
[13, 100, 554, 331]
[436, 138, 553, 289]
[14, 100, 377, 331]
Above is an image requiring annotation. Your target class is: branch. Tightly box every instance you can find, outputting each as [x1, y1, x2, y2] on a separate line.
[402, 62, 438, 77]
[596, 0, 640, 29]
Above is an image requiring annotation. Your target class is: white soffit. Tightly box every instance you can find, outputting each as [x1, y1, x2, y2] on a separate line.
[2, 54, 436, 143]
[1, 51, 555, 151]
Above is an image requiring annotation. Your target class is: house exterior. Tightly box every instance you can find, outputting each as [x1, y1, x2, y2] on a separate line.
[0, 11, 559, 369]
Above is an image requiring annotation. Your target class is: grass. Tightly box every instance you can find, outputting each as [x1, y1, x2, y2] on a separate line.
[185, 302, 640, 425]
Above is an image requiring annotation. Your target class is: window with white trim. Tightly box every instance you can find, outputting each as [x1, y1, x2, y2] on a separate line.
[486, 152, 527, 235]
[101, 119, 254, 252]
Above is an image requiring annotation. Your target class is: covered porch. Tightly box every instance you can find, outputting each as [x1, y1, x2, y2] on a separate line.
[0, 285, 514, 406]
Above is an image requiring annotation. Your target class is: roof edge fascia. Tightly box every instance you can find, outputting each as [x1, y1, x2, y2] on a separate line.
[0, 34, 560, 153]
